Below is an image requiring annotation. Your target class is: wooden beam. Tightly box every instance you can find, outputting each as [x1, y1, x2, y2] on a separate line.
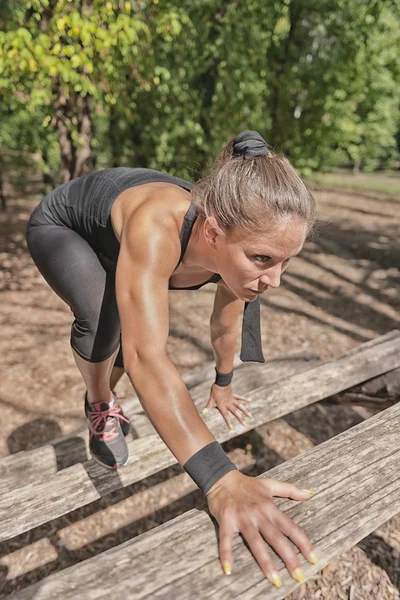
[330, 391, 396, 410]
[10, 400, 400, 599]
[0, 352, 315, 495]
[0, 354, 319, 542]
[0, 331, 398, 542]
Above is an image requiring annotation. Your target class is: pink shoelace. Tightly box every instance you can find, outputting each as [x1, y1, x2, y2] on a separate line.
[87, 404, 130, 442]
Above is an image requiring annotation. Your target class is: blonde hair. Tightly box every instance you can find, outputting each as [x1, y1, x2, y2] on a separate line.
[191, 134, 316, 236]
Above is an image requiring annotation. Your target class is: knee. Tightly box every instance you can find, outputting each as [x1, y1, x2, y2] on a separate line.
[71, 315, 120, 363]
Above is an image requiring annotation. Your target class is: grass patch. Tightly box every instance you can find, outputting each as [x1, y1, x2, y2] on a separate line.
[305, 171, 400, 197]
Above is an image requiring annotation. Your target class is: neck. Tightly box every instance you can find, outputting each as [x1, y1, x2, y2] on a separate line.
[183, 216, 217, 272]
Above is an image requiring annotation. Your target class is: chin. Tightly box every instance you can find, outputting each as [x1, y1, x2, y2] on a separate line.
[239, 290, 258, 301]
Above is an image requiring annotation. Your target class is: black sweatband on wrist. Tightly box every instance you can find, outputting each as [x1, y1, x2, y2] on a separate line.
[214, 367, 233, 387]
[183, 441, 238, 495]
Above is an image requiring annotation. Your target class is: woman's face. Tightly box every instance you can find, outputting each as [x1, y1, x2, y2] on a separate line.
[213, 215, 307, 302]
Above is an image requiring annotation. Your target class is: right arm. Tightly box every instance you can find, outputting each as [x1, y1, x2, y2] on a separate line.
[116, 204, 317, 585]
[115, 205, 215, 465]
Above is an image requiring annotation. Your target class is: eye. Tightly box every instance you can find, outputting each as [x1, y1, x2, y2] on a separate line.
[253, 255, 271, 264]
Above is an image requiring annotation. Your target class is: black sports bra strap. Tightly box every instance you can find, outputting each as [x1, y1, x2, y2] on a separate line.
[174, 201, 198, 271]
[172, 200, 265, 363]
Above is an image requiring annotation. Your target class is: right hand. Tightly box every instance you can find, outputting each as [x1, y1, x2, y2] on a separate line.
[206, 469, 318, 587]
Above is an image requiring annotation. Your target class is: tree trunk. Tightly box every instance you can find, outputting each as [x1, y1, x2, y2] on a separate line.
[193, 0, 231, 176]
[353, 157, 361, 174]
[108, 105, 122, 167]
[0, 161, 6, 210]
[72, 95, 92, 178]
[269, 1, 302, 150]
[55, 93, 93, 182]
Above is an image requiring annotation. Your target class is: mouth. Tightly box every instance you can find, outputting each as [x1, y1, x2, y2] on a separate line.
[248, 287, 268, 295]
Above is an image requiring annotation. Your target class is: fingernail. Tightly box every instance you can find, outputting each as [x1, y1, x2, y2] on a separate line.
[248, 412, 253, 418]
[301, 488, 315, 494]
[202, 408, 209, 414]
[223, 561, 231, 575]
[229, 424, 233, 430]
[270, 572, 282, 587]
[292, 568, 304, 583]
[309, 552, 319, 564]
[242, 421, 248, 427]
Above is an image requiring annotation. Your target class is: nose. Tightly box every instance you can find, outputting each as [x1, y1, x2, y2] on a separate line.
[260, 264, 281, 289]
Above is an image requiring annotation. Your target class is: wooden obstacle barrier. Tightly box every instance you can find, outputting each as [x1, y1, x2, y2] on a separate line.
[1, 330, 399, 598]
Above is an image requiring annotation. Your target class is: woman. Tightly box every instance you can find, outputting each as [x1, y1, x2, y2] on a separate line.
[26, 130, 318, 587]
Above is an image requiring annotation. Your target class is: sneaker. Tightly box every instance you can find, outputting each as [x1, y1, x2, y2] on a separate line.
[85, 392, 131, 469]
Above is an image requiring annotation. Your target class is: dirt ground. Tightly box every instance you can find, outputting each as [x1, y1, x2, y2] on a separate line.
[0, 175, 399, 598]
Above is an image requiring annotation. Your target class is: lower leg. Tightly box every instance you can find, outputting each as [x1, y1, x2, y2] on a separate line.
[72, 347, 119, 405]
[110, 366, 125, 393]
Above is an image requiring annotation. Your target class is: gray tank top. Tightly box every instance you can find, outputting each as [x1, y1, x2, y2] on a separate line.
[39, 167, 264, 363]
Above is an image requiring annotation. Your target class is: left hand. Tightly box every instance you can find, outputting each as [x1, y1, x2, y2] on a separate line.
[201, 383, 253, 430]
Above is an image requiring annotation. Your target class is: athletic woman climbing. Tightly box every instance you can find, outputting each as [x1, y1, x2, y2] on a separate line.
[26, 130, 318, 587]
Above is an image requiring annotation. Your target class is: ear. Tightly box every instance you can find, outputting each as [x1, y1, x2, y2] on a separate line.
[204, 216, 225, 249]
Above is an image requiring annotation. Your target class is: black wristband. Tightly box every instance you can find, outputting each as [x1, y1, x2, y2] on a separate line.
[183, 441, 238, 495]
[214, 367, 233, 387]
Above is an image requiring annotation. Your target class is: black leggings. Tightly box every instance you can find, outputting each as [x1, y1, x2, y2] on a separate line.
[26, 204, 124, 368]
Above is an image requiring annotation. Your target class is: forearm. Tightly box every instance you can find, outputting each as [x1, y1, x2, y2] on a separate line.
[210, 322, 239, 374]
[125, 353, 215, 465]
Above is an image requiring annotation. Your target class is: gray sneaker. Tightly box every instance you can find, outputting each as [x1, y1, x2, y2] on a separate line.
[85, 392, 130, 469]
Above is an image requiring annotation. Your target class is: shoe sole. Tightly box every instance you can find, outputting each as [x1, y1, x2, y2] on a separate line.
[90, 450, 129, 470]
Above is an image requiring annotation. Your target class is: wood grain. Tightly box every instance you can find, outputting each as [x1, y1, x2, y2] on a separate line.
[0, 352, 244, 496]
[0, 331, 398, 543]
[11, 399, 400, 599]
[0, 353, 318, 541]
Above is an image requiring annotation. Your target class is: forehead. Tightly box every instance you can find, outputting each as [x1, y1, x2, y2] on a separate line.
[231, 215, 307, 256]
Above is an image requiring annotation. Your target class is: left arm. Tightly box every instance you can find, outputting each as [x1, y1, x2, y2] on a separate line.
[210, 283, 244, 373]
[207, 283, 253, 428]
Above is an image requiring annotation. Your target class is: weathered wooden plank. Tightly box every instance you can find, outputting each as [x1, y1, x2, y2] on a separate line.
[245, 329, 400, 423]
[0, 332, 398, 542]
[331, 391, 395, 409]
[0, 355, 319, 542]
[0, 353, 316, 496]
[361, 365, 400, 396]
[10, 401, 400, 600]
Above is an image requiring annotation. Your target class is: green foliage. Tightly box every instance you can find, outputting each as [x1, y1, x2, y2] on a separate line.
[0, 0, 399, 183]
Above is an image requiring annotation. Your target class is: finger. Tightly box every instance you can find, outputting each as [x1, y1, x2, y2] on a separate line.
[266, 479, 315, 501]
[234, 400, 253, 419]
[240, 523, 282, 588]
[258, 519, 304, 584]
[233, 393, 253, 403]
[273, 510, 318, 566]
[229, 406, 248, 427]
[201, 397, 216, 414]
[220, 409, 234, 430]
[218, 520, 234, 575]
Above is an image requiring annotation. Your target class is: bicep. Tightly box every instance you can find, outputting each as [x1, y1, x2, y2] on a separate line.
[211, 283, 244, 331]
[115, 210, 180, 364]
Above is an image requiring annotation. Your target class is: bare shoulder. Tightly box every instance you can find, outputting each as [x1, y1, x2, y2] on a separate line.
[117, 185, 190, 281]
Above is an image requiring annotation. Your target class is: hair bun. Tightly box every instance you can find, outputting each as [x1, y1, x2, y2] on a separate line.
[232, 130, 269, 158]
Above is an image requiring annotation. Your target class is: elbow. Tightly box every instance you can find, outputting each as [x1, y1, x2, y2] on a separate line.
[210, 318, 238, 338]
[122, 344, 169, 374]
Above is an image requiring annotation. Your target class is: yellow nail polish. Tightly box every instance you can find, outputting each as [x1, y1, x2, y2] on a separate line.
[309, 552, 319, 564]
[270, 572, 282, 587]
[202, 408, 209, 414]
[242, 421, 248, 427]
[301, 488, 315, 494]
[248, 412, 253, 418]
[223, 561, 231, 575]
[293, 568, 304, 583]
[229, 424, 233, 430]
